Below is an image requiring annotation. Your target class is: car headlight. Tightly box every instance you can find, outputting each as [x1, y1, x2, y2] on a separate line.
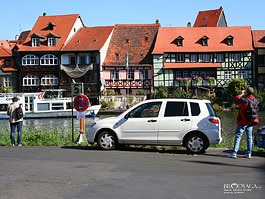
[89, 122, 97, 128]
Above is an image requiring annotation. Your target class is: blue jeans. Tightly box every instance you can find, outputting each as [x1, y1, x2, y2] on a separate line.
[10, 121, 23, 145]
[232, 124, 253, 155]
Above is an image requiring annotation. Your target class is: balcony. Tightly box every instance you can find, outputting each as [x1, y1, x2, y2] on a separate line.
[105, 79, 152, 89]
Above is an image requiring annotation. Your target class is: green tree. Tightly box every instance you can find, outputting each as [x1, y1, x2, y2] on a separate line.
[226, 78, 248, 105]
[153, 86, 168, 98]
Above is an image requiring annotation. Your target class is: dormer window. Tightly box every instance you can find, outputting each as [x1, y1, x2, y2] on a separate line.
[171, 36, 184, 46]
[48, 37, 57, 46]
[125, 38, 130, 44]
[30, 33, 45, 47]
[46, 33, 60, 46]
[32, 38, 40, 47]
[226, 35, 234, 46]
[201, 36, 209, 46]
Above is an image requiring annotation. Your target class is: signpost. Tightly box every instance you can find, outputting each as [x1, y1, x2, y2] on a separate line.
[71, 83, 84, 96]
[74, 94, 89, 112]
[71, 83, 85, 143]
[74, 94, 90, 145]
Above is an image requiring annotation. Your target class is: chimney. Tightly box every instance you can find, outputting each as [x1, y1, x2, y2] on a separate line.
[187, 22, 191, 27]
[15, 35, 19, 41]
[156, 19, 160, 24]
[43, 13, 46, 16]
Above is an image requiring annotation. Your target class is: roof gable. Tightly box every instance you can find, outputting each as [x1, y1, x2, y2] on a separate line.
[194, 7, 227, 27]
[18, 14, 83, 51]
[62, 26, 114, 51]
[252, 30, 265, 48]
[0, 41, 12, 56]
[103, 23, 160, 66]
[152, 26, 253, 54]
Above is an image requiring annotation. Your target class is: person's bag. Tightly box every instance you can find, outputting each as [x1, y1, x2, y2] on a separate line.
[15, 104, 24, 120]
[244, 98, 259, 123]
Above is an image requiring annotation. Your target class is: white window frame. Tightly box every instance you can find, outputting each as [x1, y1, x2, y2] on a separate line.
[41, 75, 58, 85]
[32, 38, 40, 47]
[176, 54, 184, 62]
[128, 70, 134, 80]
[224, 71, 232, 80]
[190, 54, 197, 62]
[48, 37, 56, 46]
[141, 70, 148, 80]
[216, 53, 224, 62]
[202, 54, 211, 62]
[176, 71, 182, 78]
[40, 54, 58, 65]
[22, 54, 39, 66]
[238, 71, 246, 79]
[3, 76, 11, 87]
[183, 71, 189, 78]
[23, 75, 40, 86]
[111, 70, 119, 80]
[233, 53, 241, 61]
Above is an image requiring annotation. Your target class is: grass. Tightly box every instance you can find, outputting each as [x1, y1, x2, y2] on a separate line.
[0, 126, 80, 146]
[0, 126, 264, 153]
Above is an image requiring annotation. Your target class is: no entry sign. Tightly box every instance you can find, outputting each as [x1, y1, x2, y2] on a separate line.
[74, 94, 89, 112]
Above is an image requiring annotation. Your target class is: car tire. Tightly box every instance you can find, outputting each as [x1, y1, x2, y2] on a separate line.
[97, 131, 117, 150]
[185, 134, 208, 154]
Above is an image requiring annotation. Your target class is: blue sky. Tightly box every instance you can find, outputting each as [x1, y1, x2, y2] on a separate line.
[1, 0, 265, 40]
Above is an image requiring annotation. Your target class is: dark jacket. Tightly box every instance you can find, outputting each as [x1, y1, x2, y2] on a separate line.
[234, 94, 259, 125]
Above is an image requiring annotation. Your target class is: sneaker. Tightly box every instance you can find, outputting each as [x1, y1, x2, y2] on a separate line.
[228, 153, 237, 159]
[245, 154, 251, 159]
[12, 144, 15, 147]
[18, 144, 22, 147]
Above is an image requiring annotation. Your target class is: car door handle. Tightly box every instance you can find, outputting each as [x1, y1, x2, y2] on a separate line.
[148, 120, 157, 123]
[181, 118, 190, 122]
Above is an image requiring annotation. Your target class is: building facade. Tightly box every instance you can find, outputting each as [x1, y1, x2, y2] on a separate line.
[152, 26, 254, 96]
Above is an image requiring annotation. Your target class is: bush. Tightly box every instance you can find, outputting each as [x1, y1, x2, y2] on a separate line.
[226, 78, 248, 105]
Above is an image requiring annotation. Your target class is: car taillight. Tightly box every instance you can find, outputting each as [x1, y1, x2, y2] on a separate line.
[209, 118, 219, 125]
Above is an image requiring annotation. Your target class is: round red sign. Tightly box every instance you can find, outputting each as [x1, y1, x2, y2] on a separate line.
[74, 94, 89, 112]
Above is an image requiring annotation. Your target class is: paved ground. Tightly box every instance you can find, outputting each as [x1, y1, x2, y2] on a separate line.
[0, 146, 264, 199]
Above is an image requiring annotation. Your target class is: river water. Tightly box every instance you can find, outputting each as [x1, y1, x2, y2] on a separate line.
[0, 112, 264, 139]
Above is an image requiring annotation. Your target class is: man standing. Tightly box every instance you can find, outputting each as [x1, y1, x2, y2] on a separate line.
[7, 96, 25, 146]
[228, 87, 259, 159]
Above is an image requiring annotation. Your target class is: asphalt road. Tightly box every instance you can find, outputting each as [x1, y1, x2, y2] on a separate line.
[0, 146, 264, 199]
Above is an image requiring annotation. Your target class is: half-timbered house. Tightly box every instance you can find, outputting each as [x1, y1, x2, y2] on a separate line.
[102, 22, 160, 98]
[252, 30, 265, 89]
[152, 26, 254, 96]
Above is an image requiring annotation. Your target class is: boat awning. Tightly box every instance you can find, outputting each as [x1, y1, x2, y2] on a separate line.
[163, 62, 222, 69]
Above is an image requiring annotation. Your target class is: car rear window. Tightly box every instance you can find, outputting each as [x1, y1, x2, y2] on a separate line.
[206, 103, 216, 117]
[164, 101, 188, 117]
[190, 102, 201, 116]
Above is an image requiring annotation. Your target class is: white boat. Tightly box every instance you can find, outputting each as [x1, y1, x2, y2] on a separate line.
[0, 89, 101, 120]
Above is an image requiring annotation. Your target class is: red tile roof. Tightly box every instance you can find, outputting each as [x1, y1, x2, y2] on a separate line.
[152, 26, 253, 54]
[62, 26, 114, 51]
[18, 14, 83, 51]
[0, 46, 11, 57]
[0, 40, 11, 55]
[0, 41, 17, 72]
[194, 7, 226, 27]
[252, 30, 265, 48]
[103, 23, 160, 67]
[163, 62, 221, 69]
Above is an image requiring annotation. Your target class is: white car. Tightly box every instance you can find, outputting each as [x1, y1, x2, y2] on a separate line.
[87, 98, 222, 154]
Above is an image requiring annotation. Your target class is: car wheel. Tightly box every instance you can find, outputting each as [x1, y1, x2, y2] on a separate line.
[185, 134, 208, 154]
[97, 131, 117, 150]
